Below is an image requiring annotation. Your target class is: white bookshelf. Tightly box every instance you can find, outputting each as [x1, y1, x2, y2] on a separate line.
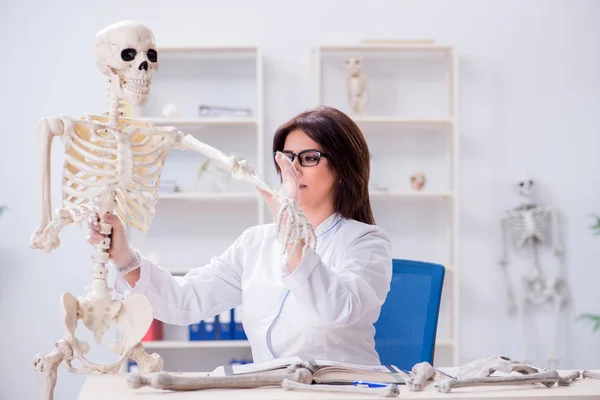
[143, 340, 251, 350]
[124, 45, 264, 370]
[141, 116, 259, 128]
[158, 192, 260, 201]
[312, 42, 460, 367]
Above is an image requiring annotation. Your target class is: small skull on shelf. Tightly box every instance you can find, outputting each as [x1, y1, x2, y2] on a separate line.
[410, 171, 426, 191]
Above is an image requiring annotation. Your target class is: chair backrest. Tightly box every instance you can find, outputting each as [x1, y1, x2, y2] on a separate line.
[374, 259, 445, 371]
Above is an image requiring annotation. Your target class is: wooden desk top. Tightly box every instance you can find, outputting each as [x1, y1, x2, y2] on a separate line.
[78, 371, 600, 400]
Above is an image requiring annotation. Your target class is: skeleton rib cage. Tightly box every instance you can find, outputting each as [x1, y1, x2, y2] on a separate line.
[61, 115, 174, 232]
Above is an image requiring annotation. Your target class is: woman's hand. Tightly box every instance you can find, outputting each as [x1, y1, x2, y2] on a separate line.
[87, 213, 140, 273]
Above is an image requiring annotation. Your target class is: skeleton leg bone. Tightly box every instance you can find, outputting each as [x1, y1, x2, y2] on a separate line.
[281, 379, 399, 397]
[128, 342, 163, 373]
[557, 371, 580, 386]
[33, 338, 74, 400]
[127, 367, 313, 391]
[434, 369, 560, 393]
[582, 370, 600, 379]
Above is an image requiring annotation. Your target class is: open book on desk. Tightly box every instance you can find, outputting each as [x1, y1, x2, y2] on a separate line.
[210, 356, 406, 384]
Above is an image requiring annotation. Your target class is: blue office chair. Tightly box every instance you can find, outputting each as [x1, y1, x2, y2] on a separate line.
[374, 259, 446, 371]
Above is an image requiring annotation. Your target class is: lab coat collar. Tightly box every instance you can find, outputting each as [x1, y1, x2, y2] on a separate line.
[314, 212, 342, 238]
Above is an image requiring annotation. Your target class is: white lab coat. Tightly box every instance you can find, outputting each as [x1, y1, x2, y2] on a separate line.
[114, 212, 393, 365]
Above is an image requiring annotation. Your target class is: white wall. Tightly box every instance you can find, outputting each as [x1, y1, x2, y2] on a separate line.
[2, 0, 600, 398]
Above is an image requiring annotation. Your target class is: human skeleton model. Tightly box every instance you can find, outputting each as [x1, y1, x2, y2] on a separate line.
[345, 57, 368, 115]
[28, 20, 314, 400]
[498, 177, 568, 368]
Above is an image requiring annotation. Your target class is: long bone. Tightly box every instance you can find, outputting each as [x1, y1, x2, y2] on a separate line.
[582, 370, 600, 379]
[127, 365, 313, 391]
[405, 362, 435, 391]
[281, 379, 399, 397]
[454, 355, 539, 379]
[434, 369, 561, 393]
[558, 371, 580, 386]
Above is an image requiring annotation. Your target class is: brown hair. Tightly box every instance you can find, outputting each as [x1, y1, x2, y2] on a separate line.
[272, 106, 375, 225]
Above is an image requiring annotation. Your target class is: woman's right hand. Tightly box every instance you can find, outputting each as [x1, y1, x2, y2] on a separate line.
[87, 212, 137, 268]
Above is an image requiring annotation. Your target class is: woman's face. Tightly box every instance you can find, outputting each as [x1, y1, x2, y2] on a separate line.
[282, 129, 337, 211]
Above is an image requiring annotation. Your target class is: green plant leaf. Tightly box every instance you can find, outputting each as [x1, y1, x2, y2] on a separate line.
[578, 313, 600, 332]
[589, 215, 600, 233]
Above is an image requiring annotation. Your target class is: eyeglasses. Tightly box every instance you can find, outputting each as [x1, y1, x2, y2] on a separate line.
[274, 150, 327, 167]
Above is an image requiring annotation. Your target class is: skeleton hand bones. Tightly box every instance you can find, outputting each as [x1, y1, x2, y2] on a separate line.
[257, 152, 316, 259]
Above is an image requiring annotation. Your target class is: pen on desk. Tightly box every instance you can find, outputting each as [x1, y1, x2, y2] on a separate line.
[435, 368, 456, 379]
[353, 380, 389, 388]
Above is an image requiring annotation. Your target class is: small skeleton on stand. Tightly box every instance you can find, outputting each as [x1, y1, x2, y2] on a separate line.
[498, 177, 569, 368]
[29, 20, 313, 400]
[345, 57, 368, 115]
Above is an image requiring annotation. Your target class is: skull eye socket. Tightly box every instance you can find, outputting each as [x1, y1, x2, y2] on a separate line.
[147, 49, 158, 63]
[121, 48, 137, 62]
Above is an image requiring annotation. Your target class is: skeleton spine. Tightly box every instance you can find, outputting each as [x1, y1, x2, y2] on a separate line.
[105, 78, 126, 127]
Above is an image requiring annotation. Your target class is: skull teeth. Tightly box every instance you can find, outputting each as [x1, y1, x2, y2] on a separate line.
[125, 78, 151, 85]
[124, 85, 149, 94]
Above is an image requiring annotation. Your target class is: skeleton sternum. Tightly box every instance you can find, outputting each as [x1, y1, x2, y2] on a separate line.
[116, 134, 134, 187]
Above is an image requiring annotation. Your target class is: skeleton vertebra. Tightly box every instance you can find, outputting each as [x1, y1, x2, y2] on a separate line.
[30, 20, 312, 400]
[498, 176, 569, 368]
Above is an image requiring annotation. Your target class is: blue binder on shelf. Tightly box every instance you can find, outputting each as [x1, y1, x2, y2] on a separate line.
[218, 310, 233, 340]
[189, 317, 216, 341]
[233, 305, 247, 340]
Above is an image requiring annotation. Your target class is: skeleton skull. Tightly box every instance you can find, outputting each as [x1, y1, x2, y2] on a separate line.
[516, 178, 534, 197]
[94, 20, 159, 106]
[345, 57, 363, 77]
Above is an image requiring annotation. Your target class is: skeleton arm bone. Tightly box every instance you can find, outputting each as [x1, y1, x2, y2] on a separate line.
[499, 215, 510, 267]
[30, 117, 65, 250]
[129, 125, 278, 197]
[547, 206, 563, 257]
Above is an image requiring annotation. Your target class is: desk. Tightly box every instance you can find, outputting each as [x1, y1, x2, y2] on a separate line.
[78, 371, 600, 400]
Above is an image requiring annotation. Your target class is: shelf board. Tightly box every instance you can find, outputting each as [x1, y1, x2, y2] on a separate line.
[142, 340, 250, 349]
[157, 45, 258, 55]
[352, 116, 453, 125]
[159, 192, 259, 201]
[141, 117, 258, 129]
[369, 191, 453, 199]
[318, 43, 453, 52]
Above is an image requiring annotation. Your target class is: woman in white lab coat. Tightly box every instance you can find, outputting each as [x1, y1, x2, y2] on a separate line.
[88, 106, 393, 365]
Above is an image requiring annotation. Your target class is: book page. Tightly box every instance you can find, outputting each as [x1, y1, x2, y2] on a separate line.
[312, 359, 401, 373]
[210, 356, 303, 376]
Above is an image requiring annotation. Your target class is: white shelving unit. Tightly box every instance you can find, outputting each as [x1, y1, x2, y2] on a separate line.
[124, 45, 264, 371]
[311, 42, 460, 367]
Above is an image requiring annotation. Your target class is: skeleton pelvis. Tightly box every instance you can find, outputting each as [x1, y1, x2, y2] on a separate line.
[61, 291, 154, 369]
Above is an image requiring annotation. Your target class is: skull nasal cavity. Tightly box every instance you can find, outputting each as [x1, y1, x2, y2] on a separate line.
[139, 61, 148, 71]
